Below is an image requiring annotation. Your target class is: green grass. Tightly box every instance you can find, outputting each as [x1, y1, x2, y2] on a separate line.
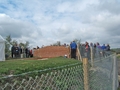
[0, 57, 81, 77]
[118, 87, 120, 90]
[117, 54, 120, 60]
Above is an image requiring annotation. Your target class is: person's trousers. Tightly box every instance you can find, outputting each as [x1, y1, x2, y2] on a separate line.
[71, 49, 76, 59]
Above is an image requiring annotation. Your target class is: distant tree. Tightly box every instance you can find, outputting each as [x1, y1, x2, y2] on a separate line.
[11, 40, 18, 46]
[57, 41, 61, 46]
[24, 41, 29, 48]
[73, 39, 81, 44]
[19, 42, 25, 47]
[53, 41, 61, 46]
[11, 40, 29, 48]
[5, 35, 12, 54]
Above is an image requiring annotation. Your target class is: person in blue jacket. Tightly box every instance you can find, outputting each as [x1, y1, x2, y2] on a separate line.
[101, 44, 106, 57]
[70, 41, 77, 59]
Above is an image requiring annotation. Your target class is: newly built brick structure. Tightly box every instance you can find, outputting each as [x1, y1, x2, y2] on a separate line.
[33, 46, 70, 58]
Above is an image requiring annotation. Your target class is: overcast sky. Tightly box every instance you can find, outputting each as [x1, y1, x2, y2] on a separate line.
[0, 0, 120, 48]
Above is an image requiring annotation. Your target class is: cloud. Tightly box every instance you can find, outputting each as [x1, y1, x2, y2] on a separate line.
[0, 13, 42, 42]
[0, 0, 120, 48]
[98, 0, 120, 14]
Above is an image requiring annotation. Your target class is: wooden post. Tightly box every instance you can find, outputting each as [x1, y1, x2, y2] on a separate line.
[83, 58, 89, 90]
[112, 54, 118, 90]
[79, 48, 82, 61]
[69, 47, 71, 58]
[77, 48, 80, 60]
[77, 44, 82, 61]
[90, 47, 94, 67]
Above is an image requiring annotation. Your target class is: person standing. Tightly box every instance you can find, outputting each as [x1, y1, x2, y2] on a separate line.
[11, 45, 15, 58]
[15, 46, 19, 58]
[93, 43, 96, 58]
[106, 44, 110, 51]
[19, 46, 23, 58]
[25, 48, 29, 58]
[101, 44, 106, 57]
[106, 44, 111, 55]
[70, 41, 77, 59]
[20, 46, 24, 58]
[96, 42, 101, 58]
[85, 42, 90, 59]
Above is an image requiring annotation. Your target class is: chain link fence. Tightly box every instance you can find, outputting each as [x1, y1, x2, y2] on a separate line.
[89, 54, 118, 90]
[0, 63, 84, 90]
[79, 45, 118, 90]
[0, 45, 118, 90]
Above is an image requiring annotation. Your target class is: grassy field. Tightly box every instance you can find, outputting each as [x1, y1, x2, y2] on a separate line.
[0, 57, 81, 78]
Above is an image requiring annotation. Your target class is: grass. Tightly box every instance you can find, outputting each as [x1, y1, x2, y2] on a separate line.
[118, 55, 120, 59]
[118, 87, 120, 90]
[0, 57, 81, 77]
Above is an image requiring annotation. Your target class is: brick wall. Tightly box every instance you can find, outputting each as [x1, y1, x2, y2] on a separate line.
[33, 46, 70, 58]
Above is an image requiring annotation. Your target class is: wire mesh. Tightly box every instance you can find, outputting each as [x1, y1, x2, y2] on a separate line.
[0, 63, 84, 90]
[79, 45, 113, 60]
[89, 55, 114, 90]
[79, 45, 118, 90]
[0, 45, 118, 90]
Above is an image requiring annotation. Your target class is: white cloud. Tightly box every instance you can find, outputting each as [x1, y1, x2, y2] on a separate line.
[0, 0, 120, 48]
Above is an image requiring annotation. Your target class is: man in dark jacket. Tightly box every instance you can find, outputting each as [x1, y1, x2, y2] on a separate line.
[11, 45, 15, 58]
[70, 41, 77, 59]
[25, 48, 29, 58]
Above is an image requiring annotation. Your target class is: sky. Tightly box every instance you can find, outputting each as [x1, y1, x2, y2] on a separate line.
[0, 0, 120, 48]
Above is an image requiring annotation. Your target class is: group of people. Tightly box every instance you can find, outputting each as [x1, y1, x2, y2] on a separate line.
[70, 41, 111, 59]
[11, 45, 22, 58]
[11, 45, 33, 58]
[84, 42, 111, 59]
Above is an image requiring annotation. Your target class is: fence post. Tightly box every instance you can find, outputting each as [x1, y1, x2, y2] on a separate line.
[77, 47, 82, 61]
[77, 43, 82, 61]
[83, 58, 89, 90]
[90, 47, 94, 67]
[112, 54, 118, 90]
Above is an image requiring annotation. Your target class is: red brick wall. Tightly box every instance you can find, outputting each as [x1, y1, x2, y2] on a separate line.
[33, 46, 70, 58]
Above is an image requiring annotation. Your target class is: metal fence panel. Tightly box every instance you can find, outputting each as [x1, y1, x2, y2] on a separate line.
[0, 45, 118, 90]
[79, 45, 118, 90]
[0, 64, 84, 90]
